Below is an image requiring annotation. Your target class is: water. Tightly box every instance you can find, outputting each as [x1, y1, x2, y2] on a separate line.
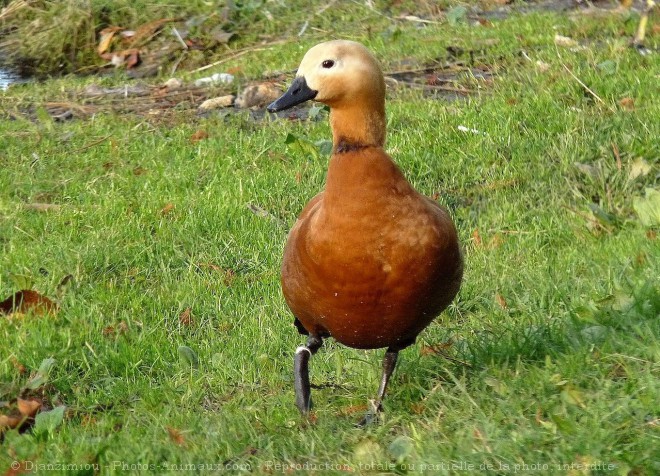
[0, 66, 20, 90]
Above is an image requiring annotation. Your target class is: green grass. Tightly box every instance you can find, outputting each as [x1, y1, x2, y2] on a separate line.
[1, 3, 659, 475]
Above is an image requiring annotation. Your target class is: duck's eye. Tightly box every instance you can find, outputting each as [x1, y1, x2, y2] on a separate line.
[322, 60, 335, 69]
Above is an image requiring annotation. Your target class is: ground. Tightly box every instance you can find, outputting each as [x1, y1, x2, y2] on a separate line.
[0, 1, 659, 475]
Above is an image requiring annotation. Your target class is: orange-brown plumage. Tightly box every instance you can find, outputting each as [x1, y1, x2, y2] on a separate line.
[267, 40, 463, 420]
[282, 146, 462, 349]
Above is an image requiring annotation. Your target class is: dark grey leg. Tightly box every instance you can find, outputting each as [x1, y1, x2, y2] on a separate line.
[360, 348, 399, 426]
[294, 335, 323, 415]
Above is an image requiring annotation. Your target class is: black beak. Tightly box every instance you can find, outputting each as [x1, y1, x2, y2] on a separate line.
[267, 76, 318, 113]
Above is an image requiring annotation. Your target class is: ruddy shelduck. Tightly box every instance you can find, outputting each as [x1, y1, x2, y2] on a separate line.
[268, 40, 463, 423]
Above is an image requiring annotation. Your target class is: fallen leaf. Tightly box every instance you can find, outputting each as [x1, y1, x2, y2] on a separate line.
[495, 293, 508, 309]
[10, 356, 27, 374]
[102, 321, 128, 338]
[633, 188, 660, 227]
[446, 5, 467, 26]
[179, 308, 193, 326]
[560, 386, 586, 408]
[33, 405, 65, 434]
[130, 18, 179, 46]
[210, 27, 236, 44]
[536, 60, 551, 73]
[26, 357, 56, 390]
[597, 60, 616, 76]
[167, 426, 186, 446]
[0, 413, 24, 430]
[420, 341, 453, 356]
[133, 166, 148, 176]
[17, 398, 42, 418]
[646, 230, 657, 240]
[388, 435, 415, 463]
[178, 345, 199, 369]
[97, 26, 123, 55]
[554, 34, 578, 48]
[0, 290, 57, 316]
[161, 203, 175, 215]
[190, 130, 209, 143]
[198, 95, 235, 111]
[410, 402, 426, 414]
[618, 97, 635, 110]
[628, 158, 651, 181]
[472, 228, 482, 247]
[3, 459, 29, 476]
[337, 404, 368, 416]
[235, 83, 281, 109]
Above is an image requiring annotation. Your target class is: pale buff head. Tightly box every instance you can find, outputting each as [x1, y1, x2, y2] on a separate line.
[268, 40, 385, 112]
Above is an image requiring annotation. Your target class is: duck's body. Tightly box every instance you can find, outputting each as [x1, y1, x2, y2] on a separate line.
[267, 40, 462, 421]
[282, 146, 462, 350]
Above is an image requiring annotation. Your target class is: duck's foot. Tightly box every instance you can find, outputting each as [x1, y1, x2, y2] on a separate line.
[357, 399, 383, 427]
[356, 348, 399, 427]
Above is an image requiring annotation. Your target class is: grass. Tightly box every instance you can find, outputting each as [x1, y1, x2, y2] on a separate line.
[1, 2, 659, 475]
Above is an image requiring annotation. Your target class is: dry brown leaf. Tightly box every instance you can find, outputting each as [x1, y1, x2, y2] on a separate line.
[81, 414, 97, 427]
[0, 413, 23, 430]
[197, 262, 222, 272]
[102, 321, 128, 337]
[420, 341, 453, 356]
[130, 18, 179, 46]
[17, 398, 42, 418]
[133, 166, 148, 176]
[618, 97, 635, 110]
[179, 308, 193, 326]
[410, 402, 426, 415]
[495, 293, 508, 309]
[97, 26, 124, 55]
[0, 290, 57, 316]
[161, 203, 175, 215]
[190, 130, 209, 143]
[10, 356, 27, 374]
[4, 459, 29, 476]
[472, 228, 482, 247]
[125, 50, 140, 69]
[337, 404, 368, 416]
[554, 34, 578, 48]
[646, 230, 657, 240]
[167, 426, 186, 446]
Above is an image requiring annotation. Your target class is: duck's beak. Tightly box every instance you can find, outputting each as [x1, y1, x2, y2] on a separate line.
[267, 76, 318, 112]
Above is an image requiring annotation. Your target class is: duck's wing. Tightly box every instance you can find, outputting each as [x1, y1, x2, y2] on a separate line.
[297, 192, 324, 222]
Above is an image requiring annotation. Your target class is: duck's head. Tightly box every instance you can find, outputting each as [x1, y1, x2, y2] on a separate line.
[267, 40, 385, 112]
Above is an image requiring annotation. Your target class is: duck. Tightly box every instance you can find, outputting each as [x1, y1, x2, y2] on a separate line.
[267, 40, 463, 422]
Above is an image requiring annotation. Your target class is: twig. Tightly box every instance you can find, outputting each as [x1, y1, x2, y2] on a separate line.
[192, 39, 290, 73]
[298, 20, 309, 37]
[71, 134, 112, 153]
[171, 26, 188, 50]
[561, 63, 614, 111]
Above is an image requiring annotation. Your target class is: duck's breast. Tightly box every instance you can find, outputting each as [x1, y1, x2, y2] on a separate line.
[281, 149, 462, 349]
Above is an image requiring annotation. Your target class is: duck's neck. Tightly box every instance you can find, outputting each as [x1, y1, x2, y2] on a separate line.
[330, 99, 386, 153]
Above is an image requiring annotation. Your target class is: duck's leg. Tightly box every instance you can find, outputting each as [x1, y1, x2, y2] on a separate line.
[294, 334, 323, 415]
[633, 0, 656, 54]
[359, 348, 399, 426]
